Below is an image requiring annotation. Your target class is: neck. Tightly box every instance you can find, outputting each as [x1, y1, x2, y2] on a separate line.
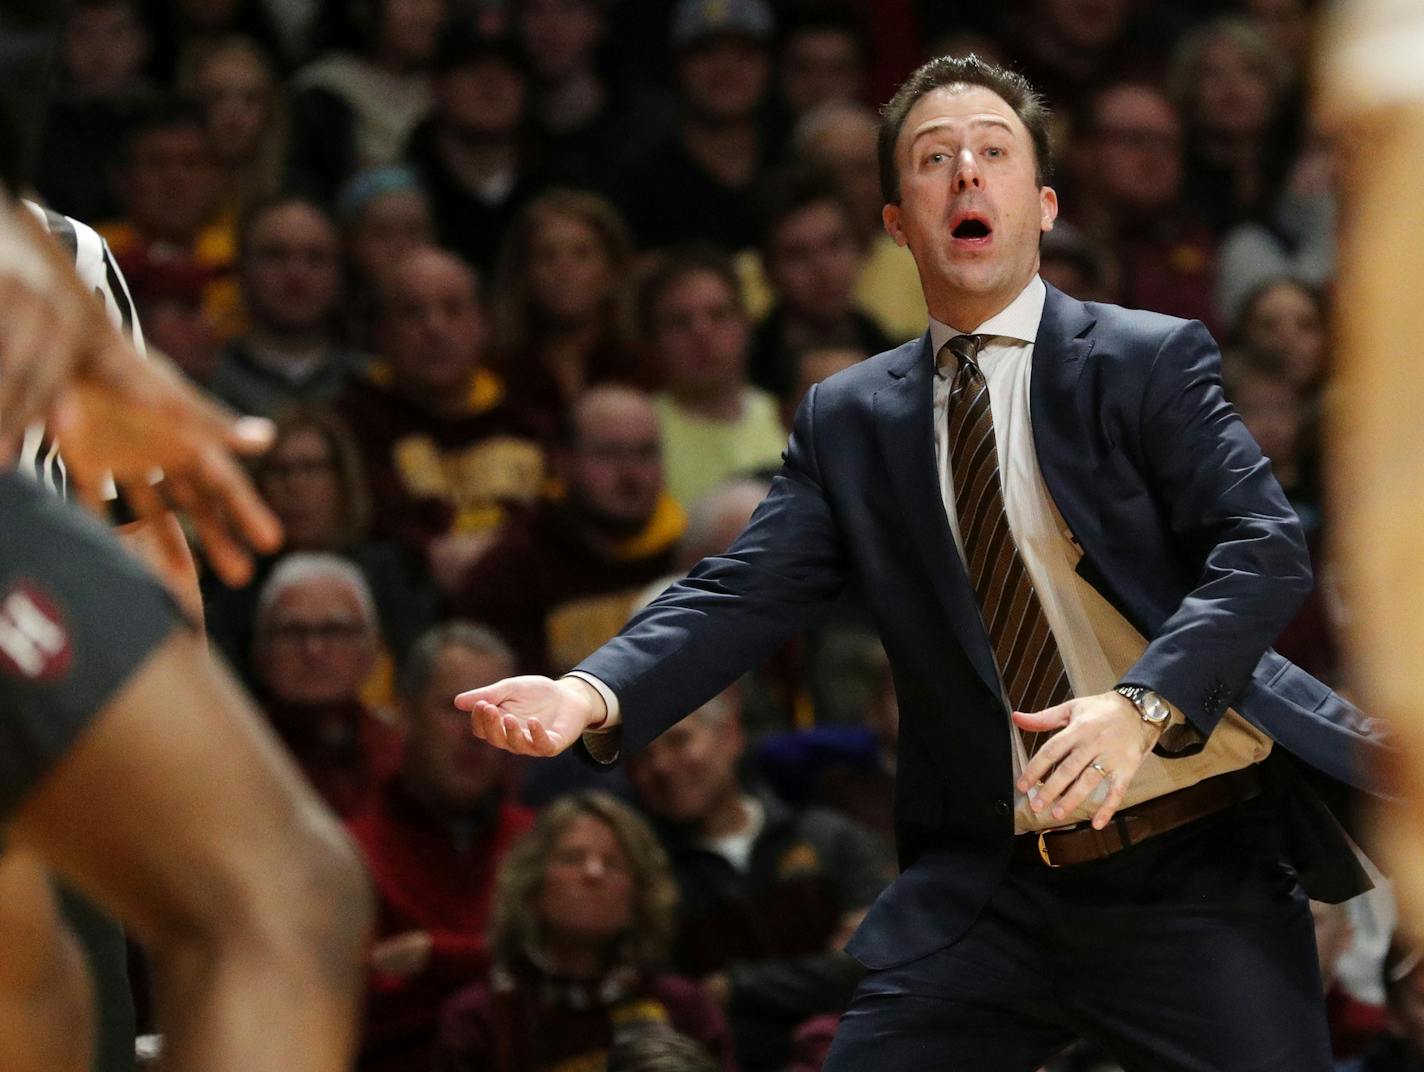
[700, 788, 752, 840]
[400, 373, 476, 417]
[248, 323, 331, 359]
[538, 932, 608, 980]
[670, 381, 745, 422]
[683, 117, 760, 186]
[929, 267, 1036, 333]
[437, 128, 518, 187]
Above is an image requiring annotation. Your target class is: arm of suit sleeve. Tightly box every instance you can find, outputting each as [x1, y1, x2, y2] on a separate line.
[571, 383, 849, 760]
[1121, 320, 1312, 737]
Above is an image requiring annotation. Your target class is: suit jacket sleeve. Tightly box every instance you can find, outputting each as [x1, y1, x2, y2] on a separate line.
[1120, 319, 1312, 735]
[574, 384, 849, 758]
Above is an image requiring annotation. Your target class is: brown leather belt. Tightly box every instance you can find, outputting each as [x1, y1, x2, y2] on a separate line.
[1011, 765, 1263, 868]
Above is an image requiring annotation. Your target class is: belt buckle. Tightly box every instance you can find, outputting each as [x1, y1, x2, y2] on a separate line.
[1036, 832, 1061, 868]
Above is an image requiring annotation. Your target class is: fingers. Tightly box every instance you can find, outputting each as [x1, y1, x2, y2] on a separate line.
[1092, 775, 1131, 831]
[1018, 720, 1077, 791]
[455, 685, 507, 712]
[467, 700, 563, 758]
[1029, 747, 1097, 820]
[1011, 700, 1074, 733]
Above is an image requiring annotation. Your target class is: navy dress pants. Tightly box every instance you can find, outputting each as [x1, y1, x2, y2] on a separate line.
[824, 795, 1332, 1071]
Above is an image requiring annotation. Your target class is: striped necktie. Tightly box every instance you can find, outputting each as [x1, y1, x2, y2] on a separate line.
[943, 333, 1071, 755]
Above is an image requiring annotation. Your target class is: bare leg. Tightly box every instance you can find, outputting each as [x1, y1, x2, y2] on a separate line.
[0, 851, 93, 1072]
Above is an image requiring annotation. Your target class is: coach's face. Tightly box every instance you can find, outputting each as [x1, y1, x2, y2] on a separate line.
[883, 85, 1057, 328]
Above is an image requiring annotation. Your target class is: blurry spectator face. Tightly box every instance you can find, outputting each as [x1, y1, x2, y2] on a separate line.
[65, 1, 148, 98]
[141, 296, 219, 384]
[1246, 0, 1313, 74]
[437, 58, 528, 138]
[1087, 85, 1182, 214]
[1191, 34, 1277, 139]
[780, 27, 863, 119]
[650, 269, 750, 399]
[380, 250, 487, 398]
[679, 36, 770, 123]
[404, 642, 509, 811]
[1040, 0, 1129, 51]
[567, 391, 664, 531]
[628, 703, 742, 826]
[528, 211, 615, 323]
[801, 108, 883, 228]
[257, 577, 376, 706]
[380, 0, 445, 67]
[1240, 280, 1325, 386]
[520, 0, 602, 82]
[258, 427, 343, 550]
[191, 44, 274, 165]
[243, 201, 343, 335]
[538, 815, 635, 944]
[1233, 373, 1303, 467]
[348, 190, 436, 289]
[766, 198, 862, 322]
[120, 124, 220, 244]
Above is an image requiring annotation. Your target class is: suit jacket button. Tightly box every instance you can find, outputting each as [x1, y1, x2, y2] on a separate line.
[994, 799, 1010, 816]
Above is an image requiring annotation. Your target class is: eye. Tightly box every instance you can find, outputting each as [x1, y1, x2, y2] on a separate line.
[985, 146, 1004, 159]
[926, 152, 947, 166]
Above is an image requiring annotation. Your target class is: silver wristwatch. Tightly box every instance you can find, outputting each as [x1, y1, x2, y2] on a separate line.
[1115, 684, 1172, 730]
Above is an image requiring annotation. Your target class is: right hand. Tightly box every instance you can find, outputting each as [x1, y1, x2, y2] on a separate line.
[50, 353, 282, 587]
[455, 675, 605, 757]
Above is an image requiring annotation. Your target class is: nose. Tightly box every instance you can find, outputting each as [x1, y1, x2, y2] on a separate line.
[582, 854, 606, 879]
[952, 148, 983, 192]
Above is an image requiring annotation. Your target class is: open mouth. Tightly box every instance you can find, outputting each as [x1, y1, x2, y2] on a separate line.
[951, 216, 992, 241]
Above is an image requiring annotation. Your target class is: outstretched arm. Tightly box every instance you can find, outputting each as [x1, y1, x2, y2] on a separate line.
[458, 385, 848, 758]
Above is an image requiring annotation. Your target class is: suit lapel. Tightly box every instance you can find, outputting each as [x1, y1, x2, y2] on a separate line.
[874, 334, 1003, 702]
[1030, 285, 1104, 567]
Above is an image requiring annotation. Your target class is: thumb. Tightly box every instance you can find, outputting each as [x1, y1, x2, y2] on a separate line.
[1011, 701, 1073, 731]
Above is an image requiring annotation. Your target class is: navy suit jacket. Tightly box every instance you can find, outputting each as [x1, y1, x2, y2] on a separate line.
[577, 284, 1387, 968]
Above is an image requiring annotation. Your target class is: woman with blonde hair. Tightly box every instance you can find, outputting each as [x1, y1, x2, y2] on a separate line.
[435, 792, 734, 1072]
[181, 35, 290, 223]
[490, 189, 649, 426]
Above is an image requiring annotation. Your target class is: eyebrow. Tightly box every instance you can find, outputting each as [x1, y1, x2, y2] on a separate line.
[910, 116, 1018, 148]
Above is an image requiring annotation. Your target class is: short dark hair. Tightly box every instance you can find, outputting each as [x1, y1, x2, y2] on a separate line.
[237, 194, 335, 259]
[753, 164, 853, 257]
[878, 54, 1053, 204]
[117, 96, 209, 170]
[637, 247, 744, 337]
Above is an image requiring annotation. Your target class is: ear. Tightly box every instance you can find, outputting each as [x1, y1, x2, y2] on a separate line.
[882, 202, 907, 247]
[1039, 186, 1059, 234]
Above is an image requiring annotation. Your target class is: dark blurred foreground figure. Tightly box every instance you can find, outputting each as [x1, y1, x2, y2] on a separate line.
[458, 54, 1387, 1071]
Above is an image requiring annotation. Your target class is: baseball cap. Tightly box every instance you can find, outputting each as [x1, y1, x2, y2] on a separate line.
[670, 0, 774, 49]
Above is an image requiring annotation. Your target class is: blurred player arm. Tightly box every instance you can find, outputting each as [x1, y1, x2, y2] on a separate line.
[6, 628, 374, 1072]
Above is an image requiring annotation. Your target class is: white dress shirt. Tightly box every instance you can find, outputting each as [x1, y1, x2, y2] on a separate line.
[577, 275, 1271, 832]
[930, 276, 1269, 832]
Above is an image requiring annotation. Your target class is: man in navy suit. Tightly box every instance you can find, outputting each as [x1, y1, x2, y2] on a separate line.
[458, 55, 1385, 1070]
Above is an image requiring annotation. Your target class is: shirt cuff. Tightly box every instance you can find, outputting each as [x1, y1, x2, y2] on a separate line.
[562, 672, 620, 728]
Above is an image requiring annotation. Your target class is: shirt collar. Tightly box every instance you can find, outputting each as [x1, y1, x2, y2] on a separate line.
[928, 275, 1047, 368]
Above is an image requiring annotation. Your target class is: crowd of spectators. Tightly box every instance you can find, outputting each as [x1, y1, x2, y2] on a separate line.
[33, 0, 1405, 1069]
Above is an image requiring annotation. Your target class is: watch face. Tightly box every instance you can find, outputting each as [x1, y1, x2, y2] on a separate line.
[1142, 693, 1171, 724]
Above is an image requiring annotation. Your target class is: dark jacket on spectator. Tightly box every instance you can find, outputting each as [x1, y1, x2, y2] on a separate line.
[435, 956, 734, 1072]
[333, 364, 547, 556]
[349, 783, 534, 1072]
[655, 789, 891, 1071]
